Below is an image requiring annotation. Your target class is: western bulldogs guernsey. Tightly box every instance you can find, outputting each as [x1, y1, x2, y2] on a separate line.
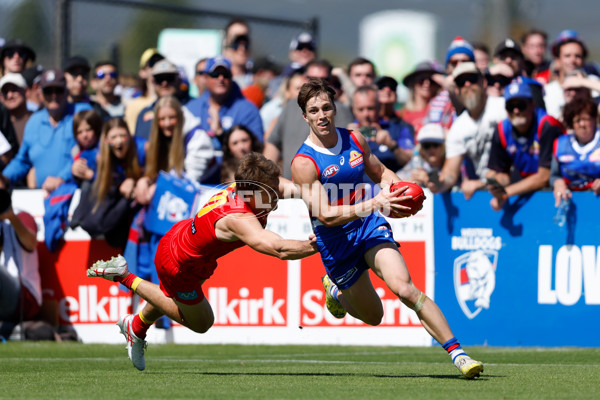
[294, 128, 394, 289]
[553, 129, 600, 190]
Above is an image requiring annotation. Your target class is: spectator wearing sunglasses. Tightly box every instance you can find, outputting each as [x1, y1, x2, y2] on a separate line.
[91, 61, 124, 118]
[64, 56, 110, 121]
[0, 69, 92, 191]
[281, 32, 317, 78]
[400, 60, 449, 135]
[486, 79, 565, 211]
[134, 59, 193, 140]
[432, 62, 507, 198]
[186, 56, 263, 146]
[485, 63, 514, 98]
[420, 36, 476, 132]
[493, 38, 546, 110]
[1, 39, 35, 76]
[124, 48, 164, 134]
[397, 123, 446, 191]
[0, 73, 31, 148]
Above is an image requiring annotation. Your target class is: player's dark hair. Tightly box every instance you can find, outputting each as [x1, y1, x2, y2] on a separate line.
[297, 78, 336, 113]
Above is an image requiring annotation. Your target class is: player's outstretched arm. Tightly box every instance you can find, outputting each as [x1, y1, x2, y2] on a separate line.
[217, 213, 318, 260]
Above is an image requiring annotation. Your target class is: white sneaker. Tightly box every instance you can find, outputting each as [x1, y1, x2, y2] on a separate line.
[87, 255, 128, 281]
[454, 354, 484, 379]
[117, 314, 147, 371]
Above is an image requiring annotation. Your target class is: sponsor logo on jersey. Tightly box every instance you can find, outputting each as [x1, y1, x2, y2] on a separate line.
[349, 150, 364, 167]
[323, 164, 340, 178]
[340, 156, 345, 165]
[589, 148, 600, 162]
[177, 290, 199, 301]
[558, 154, 575, 163]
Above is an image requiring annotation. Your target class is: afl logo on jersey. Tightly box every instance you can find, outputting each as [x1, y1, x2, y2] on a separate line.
[349, 150, 364, 168]
[323, 164, 340, 178]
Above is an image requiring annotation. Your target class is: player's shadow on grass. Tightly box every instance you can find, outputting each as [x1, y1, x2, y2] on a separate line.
[148, 371, 494, 380]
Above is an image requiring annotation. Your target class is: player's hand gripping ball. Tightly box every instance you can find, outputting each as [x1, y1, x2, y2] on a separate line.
[389, 182, 426, 217]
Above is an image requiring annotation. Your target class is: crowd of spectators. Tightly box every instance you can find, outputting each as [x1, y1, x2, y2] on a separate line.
[1, 20, 600, 336]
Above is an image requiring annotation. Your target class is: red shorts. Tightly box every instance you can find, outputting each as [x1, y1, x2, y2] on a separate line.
[155, 237, 206, 306]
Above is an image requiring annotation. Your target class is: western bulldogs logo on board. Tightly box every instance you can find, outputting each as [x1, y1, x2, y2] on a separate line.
[451, 228, 502, 319]
[453, 250, 497, 319]
[323, 164, 340, 178]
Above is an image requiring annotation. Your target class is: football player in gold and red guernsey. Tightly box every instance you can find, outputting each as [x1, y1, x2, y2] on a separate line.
[87, 152, 317, 370]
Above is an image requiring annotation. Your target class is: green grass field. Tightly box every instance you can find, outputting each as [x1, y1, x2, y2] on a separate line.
[1, 342, 599, 399]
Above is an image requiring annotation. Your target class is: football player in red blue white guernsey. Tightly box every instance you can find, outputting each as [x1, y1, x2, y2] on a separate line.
[291, 78, 484, 379]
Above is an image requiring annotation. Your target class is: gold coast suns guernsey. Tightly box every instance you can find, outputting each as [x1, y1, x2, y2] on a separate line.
[163, 184, 268, 279]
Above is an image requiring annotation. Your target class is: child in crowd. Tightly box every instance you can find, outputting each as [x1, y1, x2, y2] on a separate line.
[220, 124, 263, 183]
[71, 110, 102, 185]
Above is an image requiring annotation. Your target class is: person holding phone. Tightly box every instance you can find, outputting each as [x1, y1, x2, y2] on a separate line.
[397, 123, 446, 190]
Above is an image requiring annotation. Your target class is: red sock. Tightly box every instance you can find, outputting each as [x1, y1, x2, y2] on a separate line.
[117, 273, 138, 289]
[132, 313, 153, 339]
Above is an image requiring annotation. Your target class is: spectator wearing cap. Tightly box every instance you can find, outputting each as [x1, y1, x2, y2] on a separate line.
[397, 123, 446, 191]
[0, 69, 92, 191]
[21, 65, 43, 113]
[493, 38, 526, 77]
[433, 62, 507, 198]
[124, 48, 164, 134]
[521, 29, 551, 82]
[186, 56, 263, 145]
[0, 73, 31, 146]
[544, 30, 598, 120]
[423, 36, 476, 129]
[347, 85, 414, 179]
[64, 55, 109, 121]
[281, 32, 317, 78]
[1, 39, 35, 75]
[400, 60, 448, 135]
[91, 61, 124, 118]
[494, 38, 546, 111]
[134, 58, 193, 140]
[486, 79, 565, 211]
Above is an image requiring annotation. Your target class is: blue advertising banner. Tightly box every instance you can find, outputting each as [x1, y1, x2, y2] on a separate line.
[433, 190, 600, 347]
